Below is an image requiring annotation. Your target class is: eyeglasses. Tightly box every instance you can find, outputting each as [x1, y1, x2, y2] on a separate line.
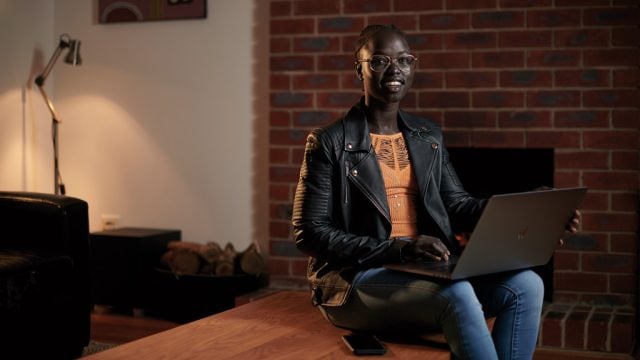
[356, 54, 418, 73]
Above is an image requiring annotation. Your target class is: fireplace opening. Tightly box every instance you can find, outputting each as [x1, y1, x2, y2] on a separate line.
[447, 147, 555, 301]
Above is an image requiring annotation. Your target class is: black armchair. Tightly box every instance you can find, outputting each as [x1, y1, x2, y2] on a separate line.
[0, 192, 90, 358]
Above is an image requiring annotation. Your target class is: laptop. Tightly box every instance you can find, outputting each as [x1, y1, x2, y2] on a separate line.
[384, 187, 587, 280]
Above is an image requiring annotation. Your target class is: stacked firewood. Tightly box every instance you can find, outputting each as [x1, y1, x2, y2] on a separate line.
[160, 241, 266, 276]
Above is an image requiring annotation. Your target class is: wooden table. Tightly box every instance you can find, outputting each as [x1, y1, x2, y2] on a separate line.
[85, 291, 451, 359]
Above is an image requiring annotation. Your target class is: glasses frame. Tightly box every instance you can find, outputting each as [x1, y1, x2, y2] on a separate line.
[355, 54, 418, 73]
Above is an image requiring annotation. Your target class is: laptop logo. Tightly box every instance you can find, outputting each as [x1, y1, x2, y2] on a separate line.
[517, 227, 528, 241]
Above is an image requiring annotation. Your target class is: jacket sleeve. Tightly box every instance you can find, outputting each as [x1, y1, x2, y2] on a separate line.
[438, 146, 487, 234]
[292, 129, 406, 268]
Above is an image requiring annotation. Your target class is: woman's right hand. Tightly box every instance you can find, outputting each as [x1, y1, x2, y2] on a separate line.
[404, 235, 451, 262]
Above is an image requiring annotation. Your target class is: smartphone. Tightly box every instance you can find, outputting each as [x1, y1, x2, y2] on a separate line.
[342, 333, 387, 355]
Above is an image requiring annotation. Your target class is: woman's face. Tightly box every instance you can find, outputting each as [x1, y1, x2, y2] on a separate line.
[357, 31, 415, 105]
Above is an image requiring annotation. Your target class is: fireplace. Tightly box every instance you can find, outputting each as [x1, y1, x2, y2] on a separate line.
[447, 147, 555, 301]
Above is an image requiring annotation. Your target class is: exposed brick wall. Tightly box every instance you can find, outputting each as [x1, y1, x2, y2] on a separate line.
[268, 1, 638, 349]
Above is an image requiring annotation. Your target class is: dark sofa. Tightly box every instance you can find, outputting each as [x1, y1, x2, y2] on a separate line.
[0, 192, 90, 358]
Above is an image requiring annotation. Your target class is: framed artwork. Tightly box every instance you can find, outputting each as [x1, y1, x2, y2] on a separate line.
[99, 0, 207, 23]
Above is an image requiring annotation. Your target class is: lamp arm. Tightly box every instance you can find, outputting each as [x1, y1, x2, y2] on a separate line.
[34, 36, 70, 123]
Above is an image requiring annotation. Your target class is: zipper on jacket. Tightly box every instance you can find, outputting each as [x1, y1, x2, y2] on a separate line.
[344, 161, 350, 204]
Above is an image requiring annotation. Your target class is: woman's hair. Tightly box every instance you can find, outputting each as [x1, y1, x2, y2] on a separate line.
[353, 24, 407, 59]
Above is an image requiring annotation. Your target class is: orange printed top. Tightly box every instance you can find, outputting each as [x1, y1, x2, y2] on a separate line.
[370, 132, 418, 238]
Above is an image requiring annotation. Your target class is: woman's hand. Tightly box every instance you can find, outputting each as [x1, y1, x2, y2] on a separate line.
[559, 210, 581, 246]
[404, 235, 450, 262]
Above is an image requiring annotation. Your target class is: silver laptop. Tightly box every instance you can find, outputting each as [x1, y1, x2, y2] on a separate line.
[384, 187, 587, 280]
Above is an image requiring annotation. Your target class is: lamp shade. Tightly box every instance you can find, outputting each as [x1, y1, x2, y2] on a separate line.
[64, 39, 82, 66]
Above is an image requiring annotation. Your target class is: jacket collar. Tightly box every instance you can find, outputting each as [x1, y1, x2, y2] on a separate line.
[342, 97, 434, 151]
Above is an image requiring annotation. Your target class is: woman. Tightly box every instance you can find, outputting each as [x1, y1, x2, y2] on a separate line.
[292, 24, 578, 360]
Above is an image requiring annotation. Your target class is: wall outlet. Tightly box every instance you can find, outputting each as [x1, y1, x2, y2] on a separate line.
[101, 214, 121, 230]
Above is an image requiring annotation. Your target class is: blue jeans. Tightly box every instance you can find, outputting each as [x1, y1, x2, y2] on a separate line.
[320, 268, 544, 360]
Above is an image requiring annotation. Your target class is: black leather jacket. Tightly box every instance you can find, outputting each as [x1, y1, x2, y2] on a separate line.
[292, 99, 486, 306]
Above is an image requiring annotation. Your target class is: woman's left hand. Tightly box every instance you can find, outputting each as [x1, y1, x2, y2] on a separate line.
[559, 210, 580, 246]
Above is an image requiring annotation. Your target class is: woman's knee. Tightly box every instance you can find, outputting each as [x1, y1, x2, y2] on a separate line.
[439, 281, 483, 315]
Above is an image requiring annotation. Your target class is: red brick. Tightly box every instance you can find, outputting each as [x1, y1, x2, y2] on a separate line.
[401, 92, 417, 108]
[555, 151, 609, 170]
[270, 148, 290, 165]
[369, 15, 418, 31]
[612, 110, 639, 129]
[293, 36, 340, 53]
[444, 32, 497, 49]
[554, 111, 609, 128]
[293, 0, 340, 15]
[555, 69, 609, 88]
[443, 131, 470, 147]
[582, 171, 638, 191]
[268, 258, 290, 276]
[420, 13, 469, 30]
[270, 184, 291, 201]
[443, 111, 496, 128]
[554, 251, 579, 270]
[412, 72, 445, 89]
[472, 11, 524, 28]
[526, 131, 580, 148]
[612, 27, 640, 47]
[612, 192, 638, 212]
[270, 110, 290, 127]
[292, 148, 305, 165]
[269, 221, 291, 238]
[554, 29, 609, 47]
[270, 166, 301, 183]
[292, 74, 339, 90]
[318, 54, 353, 71]
[527, 91, 580, 108]
[291, 259, 308, 277]
[394, 0, 443, 11]
[342, 35, 360, 53]
[554, 171, 580, 188]
[344, 0, 391, 13]
[540, 311, 565, 347]
[270, 203, 293, 220]
[579, 191, 609, 211]
[554, 272, 607, 292]
[472, 51, 524, 68]
[527, 50, 580, 67]
[587, 313, 610, 351]
[613, 69, 639, 88]
[584, 49, 639, 67]
[270, 1, 291, 17]
[610, 274, 637, 294]
[612, 151, 638, 170]
[528, 9, 580, 27]
[420, 52, 469, 69]
[316, 92, 360, 108]
[319, 17, 366, 34]
[469, 131, 525, 147]
[584, 131, 639, 150]
[341, 73, 362, 90]
[293, 111, 339, 128]
[446, 71, 497, 88]
[500, 70, 552, 87]
[582, 212, 638, 231]
[472, 91, 524, 108]
[584, 7, 640, 26]
[583, 253, 636, 273]
[565, 310, 589, 349]
[406, 33, 443, 50]
[446, 0, 497, 9]
[611, 314, 635, 353]
[581, 294, 633, 307]
[271, 92, 313, 108]
[584, 90, 638, 108]
[271, 74, 291, 91]
[498, 111, 551, 128]
[556, 0, 609, 5]
[499, 30, 552, 48]
[611, 233, 637, 253]
[419, 91, 470, 108]
[550, 291, 581, 303]
[271, 19, 314, 35]
[270, 55, 314, 71]
[271, 129, 309, 146]
[271, 37, 291, 53]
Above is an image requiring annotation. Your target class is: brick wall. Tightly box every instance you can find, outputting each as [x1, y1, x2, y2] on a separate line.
[268, 0, 638, 351]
